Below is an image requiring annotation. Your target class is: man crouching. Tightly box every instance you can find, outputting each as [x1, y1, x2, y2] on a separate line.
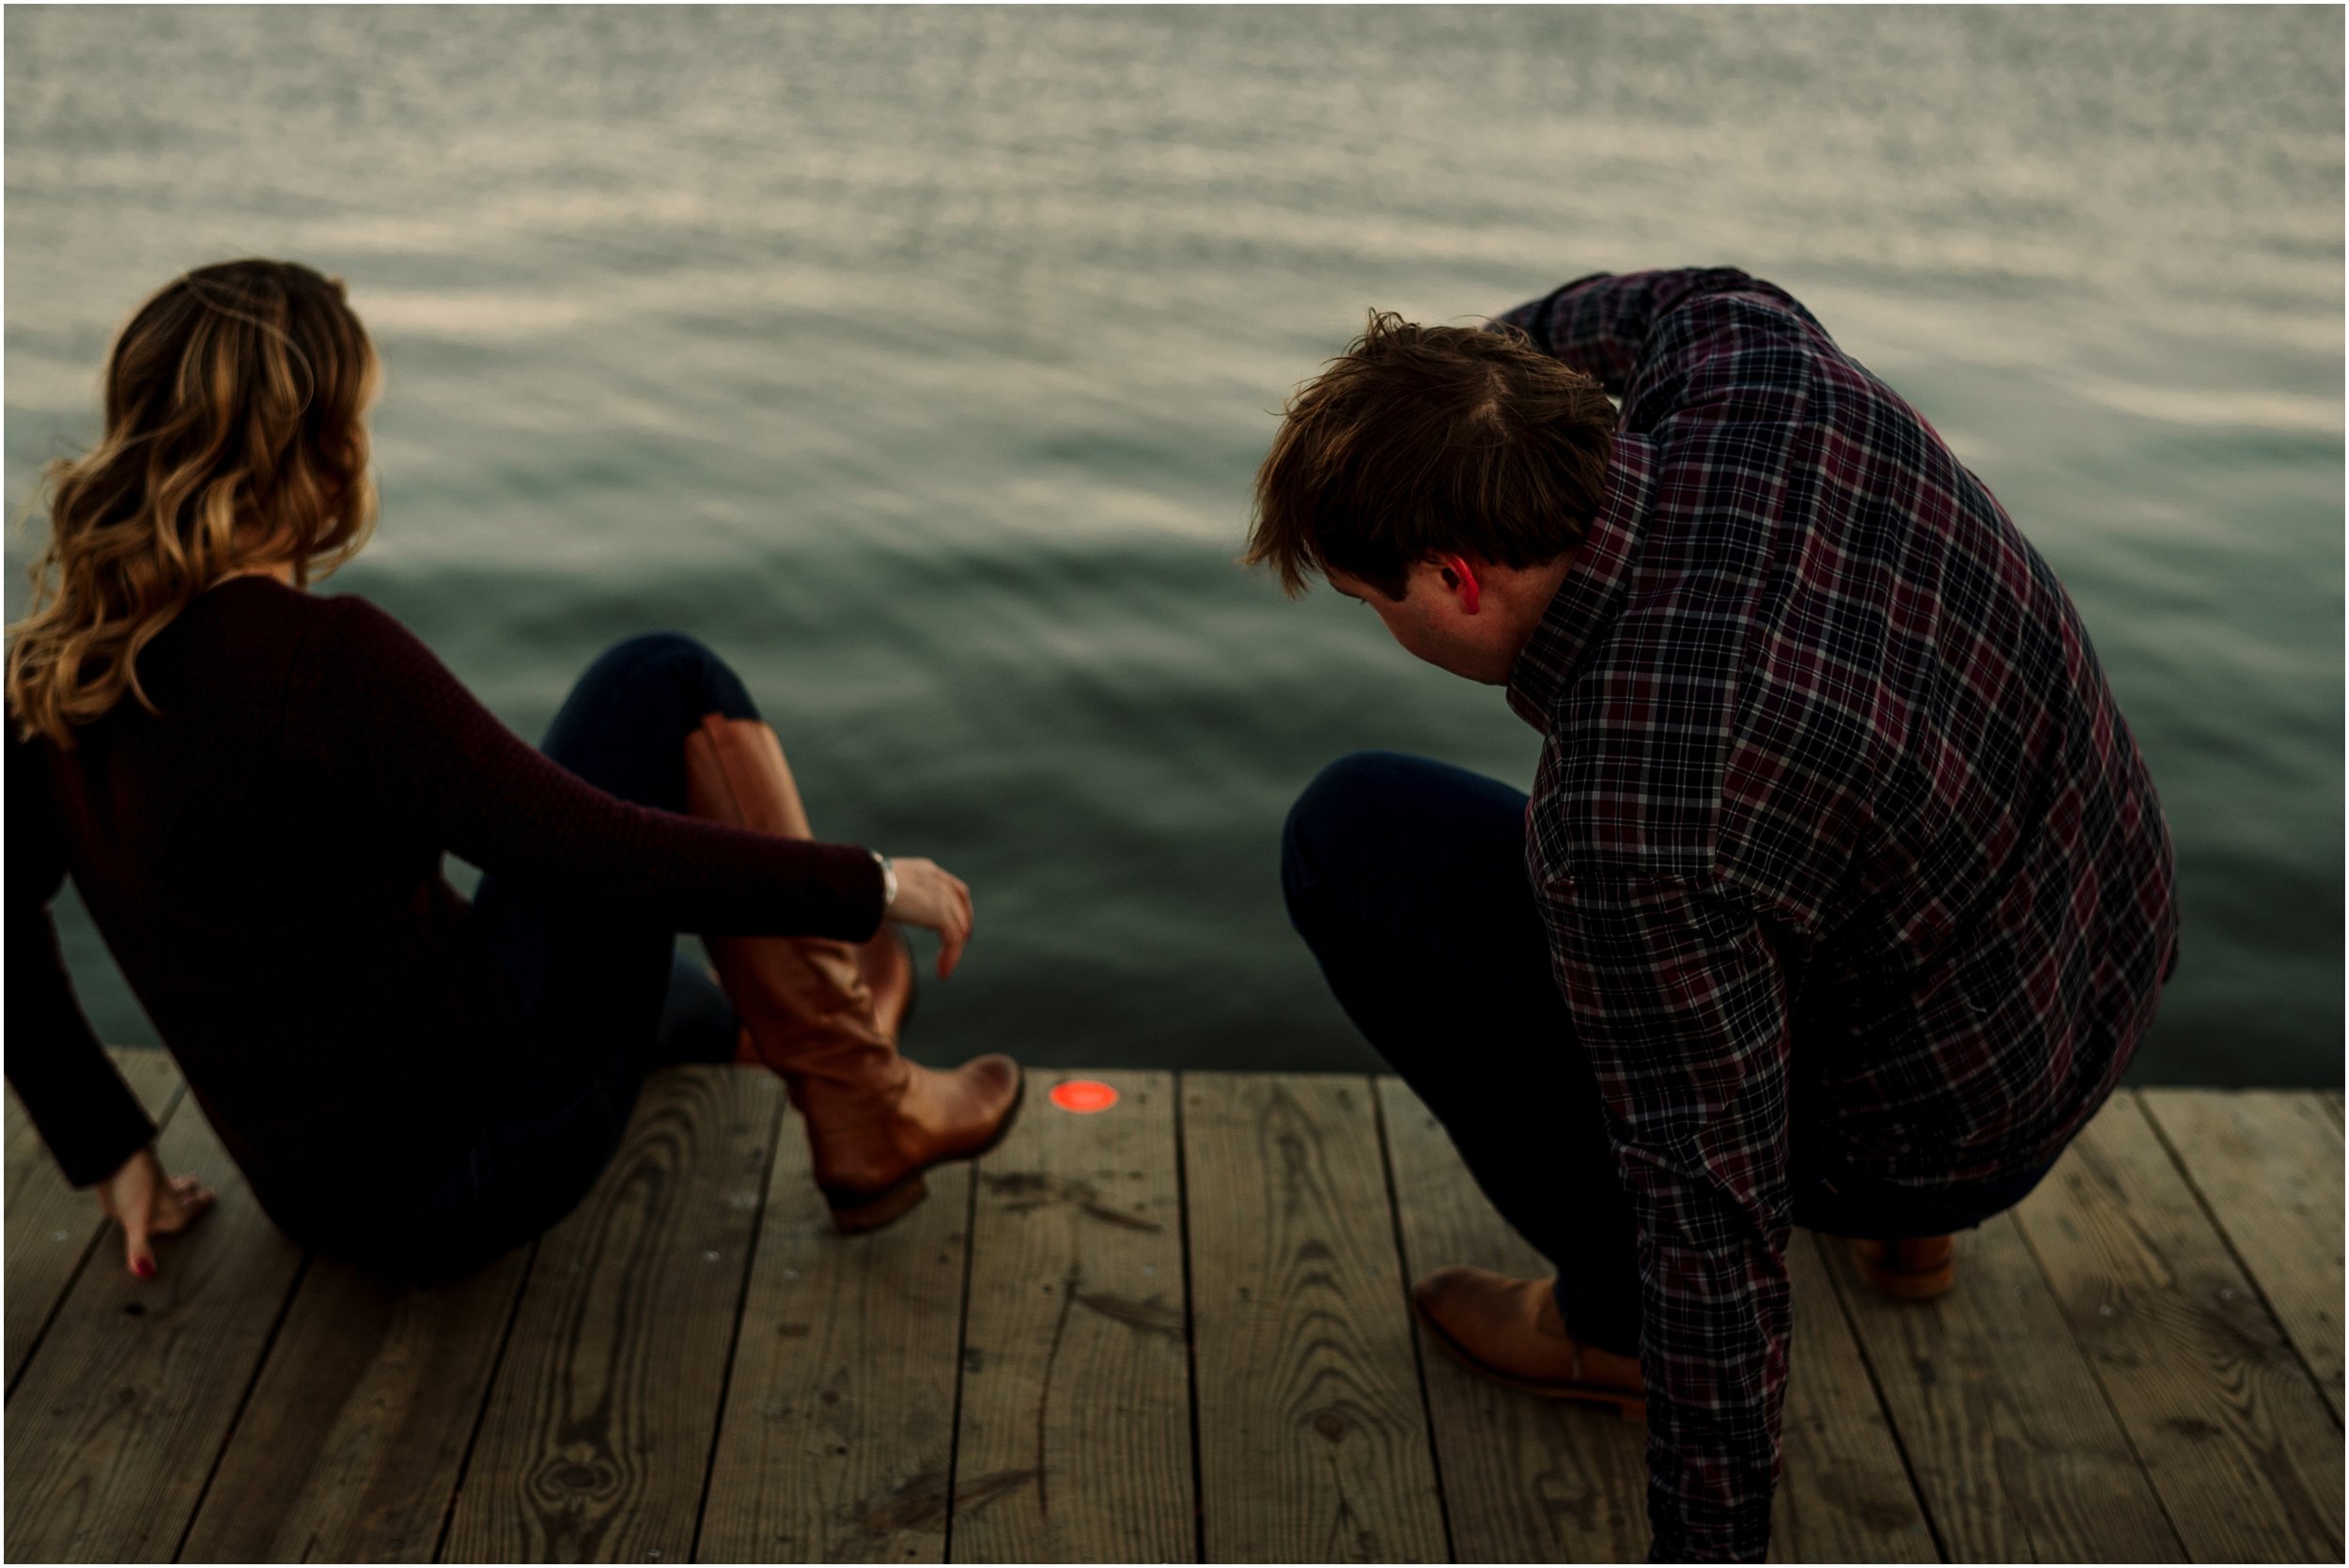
[1248, 269, 2179, 1562]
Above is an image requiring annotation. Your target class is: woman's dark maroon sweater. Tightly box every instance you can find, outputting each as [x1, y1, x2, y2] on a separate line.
[7, 579, 886, 1232]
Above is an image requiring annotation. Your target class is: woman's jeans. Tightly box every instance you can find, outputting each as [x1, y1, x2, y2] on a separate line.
[1280, 750, 2052, 1358]
[393, 633, 750, 1273]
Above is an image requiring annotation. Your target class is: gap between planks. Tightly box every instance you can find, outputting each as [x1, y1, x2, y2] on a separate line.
[13, 1061, 2330, 1559]
[2011, 1090, 2342, 1563]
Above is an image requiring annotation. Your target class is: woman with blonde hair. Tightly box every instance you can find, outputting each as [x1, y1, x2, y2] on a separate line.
[8, 258, 1020, 1280]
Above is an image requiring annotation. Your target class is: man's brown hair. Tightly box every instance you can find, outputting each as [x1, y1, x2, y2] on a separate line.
[1246, 312, 1617, 600]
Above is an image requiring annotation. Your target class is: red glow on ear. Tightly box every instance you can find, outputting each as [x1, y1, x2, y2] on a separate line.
[1050, 1079, 1119, 1113]
[1445, 554, 1482, 614]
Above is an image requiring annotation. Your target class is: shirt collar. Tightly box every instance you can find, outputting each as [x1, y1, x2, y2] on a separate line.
[1505, 431, 1657, 729]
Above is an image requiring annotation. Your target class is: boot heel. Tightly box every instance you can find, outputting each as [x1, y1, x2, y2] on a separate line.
[823, 1173, 929, 1234]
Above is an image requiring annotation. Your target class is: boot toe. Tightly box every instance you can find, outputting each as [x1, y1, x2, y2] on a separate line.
[964, 1056, 1025, 1150]
[949, 1051, 1024, 1126]
[957, 1054, 1022, 1112]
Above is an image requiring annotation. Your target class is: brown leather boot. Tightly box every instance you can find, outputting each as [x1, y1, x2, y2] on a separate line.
[857, 926, 916, 1042]
[730, 926, 912, 1063]
[1850, 1235, 1957, 1299]
[682, 712, 1022, 1233]
[1411, 1265, 1646, 1417]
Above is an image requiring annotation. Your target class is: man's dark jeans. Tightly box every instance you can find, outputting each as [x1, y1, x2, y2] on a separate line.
[391, 632, 747, 1273]
[1280, 750, 2052, 1358]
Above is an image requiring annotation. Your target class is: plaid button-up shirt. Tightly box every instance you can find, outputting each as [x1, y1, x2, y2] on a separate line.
[1496, 270, 2179, 1561]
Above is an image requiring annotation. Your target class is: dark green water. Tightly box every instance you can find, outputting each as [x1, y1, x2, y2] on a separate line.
[8, 8, 2341, 1083]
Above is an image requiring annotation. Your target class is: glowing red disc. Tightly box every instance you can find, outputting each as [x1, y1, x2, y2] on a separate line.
[1050, 1079, 1119, 1114]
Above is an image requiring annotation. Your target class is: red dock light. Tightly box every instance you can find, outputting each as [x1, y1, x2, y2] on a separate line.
[1050, 1079, 1119, 1113]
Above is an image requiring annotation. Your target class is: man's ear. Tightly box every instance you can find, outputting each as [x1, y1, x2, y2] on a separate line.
[1439, 554, 1483, 614]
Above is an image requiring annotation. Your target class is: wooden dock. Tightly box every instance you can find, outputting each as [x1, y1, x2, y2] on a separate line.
[7, 1054, 2341, 1562]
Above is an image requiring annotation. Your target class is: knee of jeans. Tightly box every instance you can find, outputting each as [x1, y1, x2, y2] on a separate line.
[1282, 751, 1417, 908]
[588, 630, 713, 682]
[585, 631, 756, 721]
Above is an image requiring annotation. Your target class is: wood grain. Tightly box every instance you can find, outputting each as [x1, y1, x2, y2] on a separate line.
[2320, 1092, 2342, 1132]
[14, 1063, 2341, 1567]
[1183, 1073, 1445, 1563]
[697, 1094, 973, 1563]
[2139, 1089, 2343, 1421]
[2014, 1092, 2343, 1562]
[3, 1068, 305, 1562]
[1374, 1077, 1647, 1562]
[1767, 1234, 1937, 1563]
[442, 1066, 782, 1563]
[1821, 1211, 2184, 1561]
[7, 1048, 186, 1390]
[178, 1249, 532, 1561]
[949, 1071, 1191, 1563]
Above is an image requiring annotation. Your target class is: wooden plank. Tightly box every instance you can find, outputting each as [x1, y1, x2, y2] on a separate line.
[697, 1096, 973, 1563]
[7, 1048, 186, 1389]
[1820, 1212, 2184, 1561]
[1374, 1077, 1647, 1562]
[1183, 1072, 1446, 1563]
[1767, 1233, 1938, 1563]
[3, 1068, 306, 1562]
[950, 1071, 1191, 1562]
[2140, 1089, 2344, 1421]
[177, 1250, 533, 1562]
[2013, 1092, 2344, 1562]
[2320, 1092, 2342, 1132]
[442, 1065, 782, 1563]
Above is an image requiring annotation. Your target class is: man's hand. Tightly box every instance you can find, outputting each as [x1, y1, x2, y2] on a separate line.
[886, 857, 974, 979]
[97, 1146, 215, 1280]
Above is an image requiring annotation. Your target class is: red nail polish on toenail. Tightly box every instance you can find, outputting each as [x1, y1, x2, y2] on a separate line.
[133, 1258, 156, 1280]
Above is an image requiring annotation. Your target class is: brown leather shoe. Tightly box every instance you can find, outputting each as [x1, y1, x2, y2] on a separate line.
[684, 713, 1022, 1234]
[1850, 1235, 1957, 1299]
[1411, 1265, 1645, 1417]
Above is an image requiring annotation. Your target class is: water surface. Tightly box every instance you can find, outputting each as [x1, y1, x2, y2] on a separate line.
[8, 7, 2341, 1081]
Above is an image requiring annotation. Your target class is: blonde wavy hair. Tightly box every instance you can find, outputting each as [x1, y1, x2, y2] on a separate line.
[7, 259, 380, 746]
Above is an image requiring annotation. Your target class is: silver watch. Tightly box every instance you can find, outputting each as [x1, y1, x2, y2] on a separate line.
[872, 850, 899, 911]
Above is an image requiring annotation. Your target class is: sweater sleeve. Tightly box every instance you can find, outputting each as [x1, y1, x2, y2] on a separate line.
[286, 598, 888, 940]
[6, 728, 159, 1188]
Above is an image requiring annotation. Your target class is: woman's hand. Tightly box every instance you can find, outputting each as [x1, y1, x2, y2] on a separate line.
[97, 1146, 216, 1281]
[886, 857, 973, 979]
